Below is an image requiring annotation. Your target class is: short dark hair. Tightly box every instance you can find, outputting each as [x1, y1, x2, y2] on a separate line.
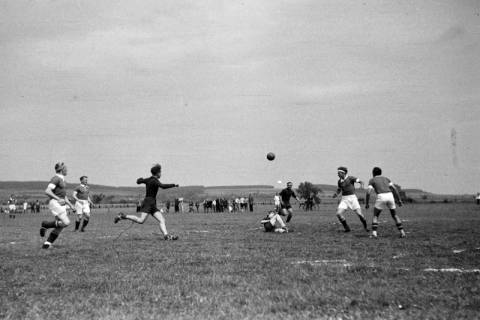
[151, 164, 162, 175]
[372, 167, 382, 176]
[80, 176, 88, 182]
[55, 162, 65, 173]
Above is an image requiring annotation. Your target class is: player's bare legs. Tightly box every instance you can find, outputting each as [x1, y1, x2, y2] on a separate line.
[389, 209, 406, 238]
[371, 208, 381, 238]
[152, 210, 178, 240]
[152, 211, 168, 235]
[116, 212, 149, 224]
[371, 208, 405, 238]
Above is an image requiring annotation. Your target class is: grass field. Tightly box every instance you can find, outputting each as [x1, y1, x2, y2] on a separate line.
[1, 203, 479, 320]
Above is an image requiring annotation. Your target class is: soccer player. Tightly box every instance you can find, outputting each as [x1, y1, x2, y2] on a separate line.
[7, 194, 16, 218]
[279, 182, 300, 223]
[114, 164, 179, 240]
[365, 167, 406, 238]
[273, 193, 281, 211]
[332, 166, 369, 232]
[72, 176, 94, 232]
[40, 162, 75, 249]
[261, 211, 288, 233]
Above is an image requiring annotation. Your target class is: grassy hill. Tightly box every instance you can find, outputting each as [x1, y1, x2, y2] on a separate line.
[1, 181, 474, 204]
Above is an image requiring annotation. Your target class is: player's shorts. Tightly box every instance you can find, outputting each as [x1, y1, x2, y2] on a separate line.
[75, 199, 90, 215]
[139, 197, 160, 215]
[263, 221, 275, 232]
[374, 192, 396, 210]
[8, 204, 16, 212]
[280, 203, 292, 210]
[338, 195, 361, 211]
[48, 199, 68, 217]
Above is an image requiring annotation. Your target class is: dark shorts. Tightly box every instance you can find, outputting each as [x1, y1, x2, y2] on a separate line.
[281, 203, 292, 210]
[263, 221, 274, 232]
[140, 197, 160, 215]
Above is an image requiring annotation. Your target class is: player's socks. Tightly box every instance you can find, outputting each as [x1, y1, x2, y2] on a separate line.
[338, 217, 350, 232]
[359, 215, 368, 231]
[286, 213, 292, 223]
[46, 229, 62, 244]
[81, 219, 89, 231]
[75, 221, 80, 231]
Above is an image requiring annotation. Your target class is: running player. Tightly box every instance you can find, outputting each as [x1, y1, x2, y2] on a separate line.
[72, 176, 94, 232]
[279, 182, 300, 223]
[40, 162, 75, 249]
[365, 167, 406, 238]
[332, 166, 369, 232]
[114, 164, 179, 240]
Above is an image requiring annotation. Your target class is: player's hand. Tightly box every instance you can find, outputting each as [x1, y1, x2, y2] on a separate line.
[365, 204, 370, 209]
[58, 199, 66, 205]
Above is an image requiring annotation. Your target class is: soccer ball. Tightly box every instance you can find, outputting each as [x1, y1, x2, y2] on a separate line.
[266, 152, 275, 161]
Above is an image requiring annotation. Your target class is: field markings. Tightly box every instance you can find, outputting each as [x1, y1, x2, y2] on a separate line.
[292, 259, 353, 267]
[424, 268, 480, 273]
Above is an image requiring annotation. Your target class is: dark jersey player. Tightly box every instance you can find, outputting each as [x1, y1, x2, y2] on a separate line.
[279, 182, 300, 223]
[332, 166, 369, 233]
[114, 164, 179, 240]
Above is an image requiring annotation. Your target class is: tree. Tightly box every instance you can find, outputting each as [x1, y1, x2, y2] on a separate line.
[296, 181, 322, 204]
[91, 193, 106, 203]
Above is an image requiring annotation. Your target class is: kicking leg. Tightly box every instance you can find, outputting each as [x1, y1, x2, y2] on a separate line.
[336, 208, 350, 232]
[43, 213, 70, 249]
[354, 208, 369, 232]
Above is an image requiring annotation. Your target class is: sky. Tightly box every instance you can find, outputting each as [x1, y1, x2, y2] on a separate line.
[1, 0, 479, 194]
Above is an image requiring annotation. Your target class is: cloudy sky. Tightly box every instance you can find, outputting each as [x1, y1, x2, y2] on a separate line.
[1, 0, 479, 194]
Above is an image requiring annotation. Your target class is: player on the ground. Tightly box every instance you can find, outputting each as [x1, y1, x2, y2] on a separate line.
[114, 164, 179, 240]
[279, 182, 300, 223]
[365, 167, 406, 238]
[72, 176, 94, 232]
[261, 211, 288, 233]
[332, 166, 369, 232]
[40, 162, 75, 249]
